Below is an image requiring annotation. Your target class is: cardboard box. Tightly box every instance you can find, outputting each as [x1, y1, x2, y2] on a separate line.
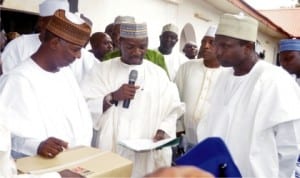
[16, 146, 133, 177]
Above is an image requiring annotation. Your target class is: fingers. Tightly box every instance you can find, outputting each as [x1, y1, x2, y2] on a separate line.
[38, 137, 68, 158]
[113, 84, 140, 101]
[153, 130, 166, 142]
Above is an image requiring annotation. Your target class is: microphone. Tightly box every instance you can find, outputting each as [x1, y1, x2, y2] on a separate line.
[123, 70, 138, 108]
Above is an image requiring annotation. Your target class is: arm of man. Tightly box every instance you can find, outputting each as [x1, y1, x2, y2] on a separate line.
[276, 120, 300, 177]
[1, 35, 24, 74]
[102, 83, 139, 112]
[156, 81, 185, 139]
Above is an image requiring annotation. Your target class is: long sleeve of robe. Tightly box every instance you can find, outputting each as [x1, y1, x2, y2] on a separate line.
[1, 34, 40, 74]
[80, 58, 185, 178]
[197, 60, 300, 177]
[0, 59, 93, 158]
[0, 104, 61, 178]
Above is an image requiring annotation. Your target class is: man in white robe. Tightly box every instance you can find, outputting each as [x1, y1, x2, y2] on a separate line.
[80, 22, 184, 178]
[0, 104, 85, 178]
[0, 0, 98, 82]
[175, 26, 222, 149]
[0, 10, 93, 159]
[156, 23, 188, 81]
[197, 13, 300, 177]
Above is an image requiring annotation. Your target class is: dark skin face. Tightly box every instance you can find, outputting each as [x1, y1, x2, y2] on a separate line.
[183, 43, 198, 59]
[32, 35, 82, 72]
[199, 36, 220, 68]
[112, 24, 121, 49]
[215, 35, 258, 76]
[159, 31, 178, 55]
[55, 39, 82, 68]
[279, 51, 300, 78]
[90, 32, 113, 61]
[105, 23, 114, 38]
[119, 37, 148, 65]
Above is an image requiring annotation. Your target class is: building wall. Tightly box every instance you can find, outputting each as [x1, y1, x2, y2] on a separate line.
[1, 0, 281, 63]
[78, 0, 279, 63]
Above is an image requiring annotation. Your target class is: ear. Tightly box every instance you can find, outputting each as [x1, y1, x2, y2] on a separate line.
[244, 42, 254, 55]
[49, 37, 60, 50]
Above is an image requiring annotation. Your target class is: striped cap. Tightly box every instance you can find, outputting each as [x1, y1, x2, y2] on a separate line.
[120, 22, 148, 39]
[114, 16, 135, 24]
[279, 39, 300, 52]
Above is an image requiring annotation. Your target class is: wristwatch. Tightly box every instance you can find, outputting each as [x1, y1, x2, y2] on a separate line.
[104, 93, 114, 105]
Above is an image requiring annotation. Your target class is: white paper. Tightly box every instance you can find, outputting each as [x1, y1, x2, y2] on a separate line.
[118, 138, 176, 152]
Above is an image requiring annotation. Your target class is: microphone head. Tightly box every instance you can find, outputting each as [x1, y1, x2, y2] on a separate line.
[129, 70, 138, 82]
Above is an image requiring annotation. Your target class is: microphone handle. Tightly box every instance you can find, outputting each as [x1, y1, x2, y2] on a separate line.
[123, 81, 135, 108]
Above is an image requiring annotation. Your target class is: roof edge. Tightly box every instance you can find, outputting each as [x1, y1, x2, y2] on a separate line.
[228, 0, 293, 38]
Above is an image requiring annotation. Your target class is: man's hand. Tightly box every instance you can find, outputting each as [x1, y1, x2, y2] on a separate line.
[112, 84, 140, 101]
[144, 166, 214, 178]
[59, 169, 85, 178]
[153, 129, 166, 142]
[37, 137, 68, 158]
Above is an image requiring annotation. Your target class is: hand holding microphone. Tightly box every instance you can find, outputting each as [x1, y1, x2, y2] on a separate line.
[123, 70, 138, 108]
[111, 70, 139, 109]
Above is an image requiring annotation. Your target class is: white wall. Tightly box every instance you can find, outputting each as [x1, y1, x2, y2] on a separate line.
[1, 0, 281, 63]
[79, 0, 180, 49]
[78, 0, 223, 52]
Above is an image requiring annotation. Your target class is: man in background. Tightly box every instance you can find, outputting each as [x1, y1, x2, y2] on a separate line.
[89, 32, 113, 61]
[182, 41, 198, 59]
[279, 39, 300, 85]
[175, 26, 221, 151]
[157, 23, 188, 80]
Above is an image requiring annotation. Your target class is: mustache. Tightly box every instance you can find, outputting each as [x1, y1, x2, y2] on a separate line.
[129, 55, 143, 59]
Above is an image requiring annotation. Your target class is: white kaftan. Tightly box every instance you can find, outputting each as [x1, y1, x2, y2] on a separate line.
[156, 48, 188, 81]
[1, 33, 98, 82]
[80, 58, 185, 178]
[174, 59, 222, 145]
[0, 59, 93, 158]
[197, 60, 300, 177]
[0, 104, 61, 178]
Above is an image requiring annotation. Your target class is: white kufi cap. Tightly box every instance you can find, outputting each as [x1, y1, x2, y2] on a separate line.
[205, 25, 217, 37]
[216, 13, 258, 42]
[39, 0, 70, 17]
[162, 23, 179, 35]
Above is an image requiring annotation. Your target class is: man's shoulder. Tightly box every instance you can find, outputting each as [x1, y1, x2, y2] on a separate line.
[103, 50, 121, 61]
[143, 60, 169, 76]
[8, 33, 39, 44]
[146, 49, 163, 56]
[178, 59, 203, 70]
[251, 60, 296, 85]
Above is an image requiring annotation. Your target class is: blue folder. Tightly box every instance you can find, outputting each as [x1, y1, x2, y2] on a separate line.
[175, 137, 242, 177]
